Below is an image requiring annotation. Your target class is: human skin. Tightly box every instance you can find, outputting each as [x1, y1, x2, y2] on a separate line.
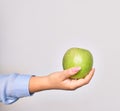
[29, 67, 95, 93]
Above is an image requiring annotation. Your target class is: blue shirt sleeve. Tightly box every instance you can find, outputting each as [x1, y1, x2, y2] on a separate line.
[0, 73, 33, 104]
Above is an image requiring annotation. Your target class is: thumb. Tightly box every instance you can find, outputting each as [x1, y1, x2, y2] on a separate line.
[62, 67, 81, 79]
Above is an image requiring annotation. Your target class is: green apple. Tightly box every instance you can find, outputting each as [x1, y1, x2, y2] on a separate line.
[62, 47, 93, 79]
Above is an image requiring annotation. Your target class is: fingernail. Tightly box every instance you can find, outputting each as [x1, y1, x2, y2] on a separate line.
[72, 67, 81, 73]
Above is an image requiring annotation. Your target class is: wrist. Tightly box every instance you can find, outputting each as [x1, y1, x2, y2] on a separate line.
[29, 76, 51, 93]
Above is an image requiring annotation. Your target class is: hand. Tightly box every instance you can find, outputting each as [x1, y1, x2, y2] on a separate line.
[47, 67, 95, 90]
[29, 67, 95, 93]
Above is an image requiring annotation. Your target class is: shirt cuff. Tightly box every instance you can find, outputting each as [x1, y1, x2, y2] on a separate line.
[8, 73, 33, 98]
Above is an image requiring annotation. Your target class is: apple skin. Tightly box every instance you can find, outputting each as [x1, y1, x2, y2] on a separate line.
[62, 47, 93, 79]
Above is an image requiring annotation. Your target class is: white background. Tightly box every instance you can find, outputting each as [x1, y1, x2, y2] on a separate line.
[0, 0, 120, 111]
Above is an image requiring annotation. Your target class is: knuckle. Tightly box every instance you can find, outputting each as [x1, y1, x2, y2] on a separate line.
[69, 86, 77, 90]
[84, 80, 89, 85]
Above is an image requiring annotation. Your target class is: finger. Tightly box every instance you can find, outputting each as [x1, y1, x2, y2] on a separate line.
[69, 68, 95, 90]
[84, 68, 95, 84]
[62, 67, 81, 80]
[77, 68, 95, 87]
